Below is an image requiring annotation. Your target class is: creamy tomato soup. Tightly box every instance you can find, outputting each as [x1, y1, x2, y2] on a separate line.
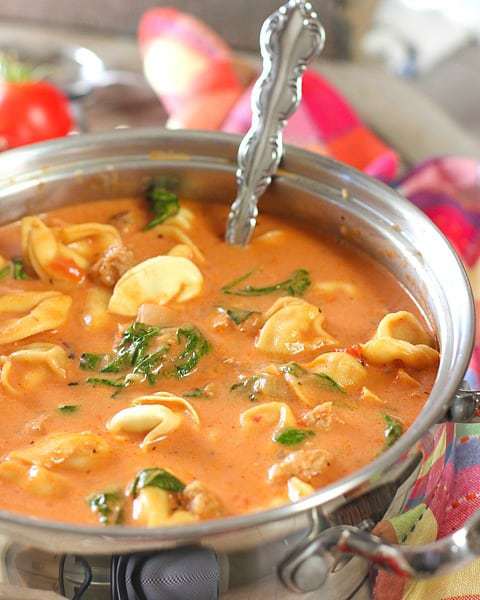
[0, 185, 439, 526]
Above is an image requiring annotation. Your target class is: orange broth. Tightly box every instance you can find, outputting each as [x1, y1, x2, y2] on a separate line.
[0, 197, 437, 525]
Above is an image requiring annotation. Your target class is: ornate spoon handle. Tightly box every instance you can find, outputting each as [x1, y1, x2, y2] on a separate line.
[225, 0, 325, 245]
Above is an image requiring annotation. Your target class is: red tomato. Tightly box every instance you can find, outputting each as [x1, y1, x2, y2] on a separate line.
[0, 80, 72, 150]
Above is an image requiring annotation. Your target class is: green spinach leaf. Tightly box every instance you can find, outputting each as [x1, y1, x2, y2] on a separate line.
[314, 373, 346, 394]
[11, 257, 29, 280]
[275, 428, 315, 446]
[218, 306, 259, 325]
[0, 264, 10, 280]
[222, 268, 311, 297]
[281, 362, 345, 394]
[144, 183, 180, 230]
[80, 352, 104, 371]
[57, 404, 79, 414]
[230, 374, 268, 402]
[86, 377, 125, 389]
[174, 326, 211, 378]
[183, 386, 209, 398]
[383, 414, 403, 448]
[130, 468, 185, 497]
[102, 322, 161, 374]
[87, 489, 124, 525]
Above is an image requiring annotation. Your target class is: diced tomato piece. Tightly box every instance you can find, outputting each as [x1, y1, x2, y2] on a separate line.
[47, 257, 86, 282]
[344, 344, 363, 360]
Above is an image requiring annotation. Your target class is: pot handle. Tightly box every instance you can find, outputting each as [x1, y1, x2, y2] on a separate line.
[447, 388, 480, 422]
[279, 511, 480, 593]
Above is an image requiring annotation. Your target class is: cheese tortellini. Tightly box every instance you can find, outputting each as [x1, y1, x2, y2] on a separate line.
[0, 432, 111, 497]
[56, 222, 120, 260]
[133, 487, 197, 527]
[160, 207, 194, 231]
[108, 255, 203, 316]
[287, 477, 315, 502]
[21, 217, 121, 281]
[9, 432, 111, 471]
[107, 404, 182, 448]
[361, 311, 439, 368]
[152, 207, 204, 262]
[374, 311, 434, 346]
[107, 392, 200, 449]
[305, 351, 367, 389]
[240, 402, 296, 437]
[82, 286, 113, 330]
[156, 224, 204, 262]
[0, 343, 69, 395]
[360, 387, 385, 405]
[0, 460, 68, 497]
[0, 291, 72, 344]
[362, 338, 439, 368]
[132, 477, 224, 526]
[256, 298, 337, 355]
[315, 280, 357, 300]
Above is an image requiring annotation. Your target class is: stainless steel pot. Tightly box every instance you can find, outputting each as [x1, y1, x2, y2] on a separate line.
[0, 129, 476, 599]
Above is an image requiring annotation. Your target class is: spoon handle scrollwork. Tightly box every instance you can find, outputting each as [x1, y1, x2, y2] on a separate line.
[225, 0, 325, 245]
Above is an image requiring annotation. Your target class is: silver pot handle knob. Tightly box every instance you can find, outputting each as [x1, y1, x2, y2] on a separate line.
[225, 0, 325, 245]
[448, 388, 480, 422]
[280, 511, 480, 593]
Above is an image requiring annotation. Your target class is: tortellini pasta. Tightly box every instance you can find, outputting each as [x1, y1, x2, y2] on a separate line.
[0, 432, 111, 495]
[287, 476, 315, 502]
[162, 207, 194, 231]
[240, 402, 296, 437]
[107, 404, 182, 448]
[0, 343, 69, 395]
[281, 371, 320, 408]
[151, 207, 204, 262]
[133, 487, 197, 527]
[167, 244, 195, 260]
[108, 255, 204, 316]
[82, 286, 113, 330]
[360, 387, 385, 405]
[256, 298, 337, 355]
[396, 368, 420, 387]
[362, 338, 439, 368]
[9, 432, 111, 471]
[132, 476, 223, 527]
[0, 291, 72, 344]
[315, 280, 357, 300]
[56, 222, 120, 260]
[156, 225, 204, 262]
[107, 392, 199, 449]
[22, 217, 65, 280]
[305, 351, 367, 389]
[131, 392, 200, 424]
[0, 460, 68, 497]
[361, 311, 439, 368]
[21, 217, 121, 282]
[374, 311, 434, 346]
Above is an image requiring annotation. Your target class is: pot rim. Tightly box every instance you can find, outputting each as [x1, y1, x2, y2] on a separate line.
[0, 128, 474, 542]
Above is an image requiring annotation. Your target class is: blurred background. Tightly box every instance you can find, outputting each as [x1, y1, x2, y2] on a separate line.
[0, 0, 479, 165]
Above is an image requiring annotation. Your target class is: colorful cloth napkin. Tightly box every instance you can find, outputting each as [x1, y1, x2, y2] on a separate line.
[138, 9, 480, 597]
[138, 7, 398, 182]
[373, 161, 480, 599]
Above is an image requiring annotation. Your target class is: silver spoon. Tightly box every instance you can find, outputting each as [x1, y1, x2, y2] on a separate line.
[225, 0, 325, 246]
